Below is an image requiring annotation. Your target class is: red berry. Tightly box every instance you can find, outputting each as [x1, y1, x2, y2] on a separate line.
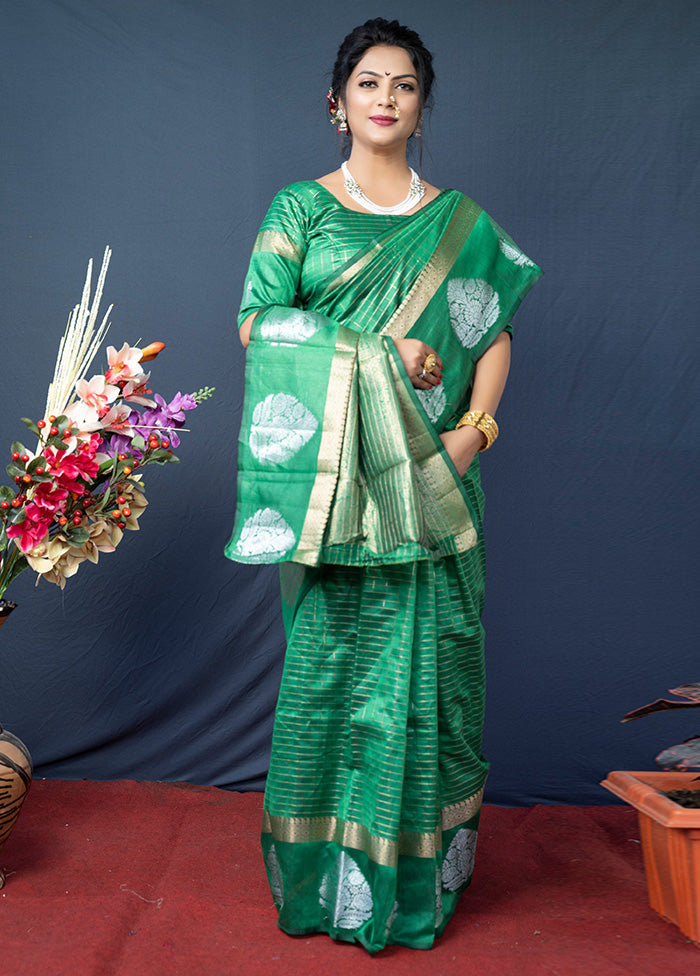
[122, 508, 131, 518]
[22, 474, 32, 483]
[72, 516, 82, 525]
[161, 438, 169, 448]
[133, 461, 140, 468]
[11, 499, 21, 508]
[14, 476, 21, 484]
[50, 427, 59, 436]
[111, 510, 121, 519]
[0, 501, 9, 510]
[58, 516, 68, 525]
[123, 466, 132, 475]
[37, 419, 46, 429]
[11, 451, 19, 460]
[117, 495, 126, 505]
[36, 466, 44, 474]
[21, 454, 29, 462]
[82, 498, 90, 507]
[118, 521, 126, 529]
[49, 414, 56, 423]
[118, 453, 127, 461]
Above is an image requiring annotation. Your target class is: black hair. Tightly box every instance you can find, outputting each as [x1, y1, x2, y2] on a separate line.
[330, 18, 435, 115]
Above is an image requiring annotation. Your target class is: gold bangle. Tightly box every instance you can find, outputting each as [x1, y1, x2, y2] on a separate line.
[455, 410, 499, 451]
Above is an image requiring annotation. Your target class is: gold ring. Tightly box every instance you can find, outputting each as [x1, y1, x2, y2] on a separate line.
[422, 353, 437, 373]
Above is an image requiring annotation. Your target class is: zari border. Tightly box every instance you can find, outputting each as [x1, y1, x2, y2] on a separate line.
[252, 229, 303, 264]
[262, 787, 484, 868]
[294, 326, 359, 564]
[380, 196, 482, 341]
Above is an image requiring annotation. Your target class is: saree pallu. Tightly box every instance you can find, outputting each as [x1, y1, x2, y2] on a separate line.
[226, 183, 541, 952]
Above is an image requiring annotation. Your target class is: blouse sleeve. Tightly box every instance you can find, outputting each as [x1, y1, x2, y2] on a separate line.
[237, 185, 311, 329]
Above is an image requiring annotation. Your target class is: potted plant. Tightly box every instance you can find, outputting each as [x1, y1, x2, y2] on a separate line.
[601, 682, 700, 944]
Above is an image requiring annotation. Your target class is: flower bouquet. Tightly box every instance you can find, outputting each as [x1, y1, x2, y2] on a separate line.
[0, 247, 212, 605]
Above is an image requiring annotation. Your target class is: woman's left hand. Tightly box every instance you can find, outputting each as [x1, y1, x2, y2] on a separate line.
[439, 427, 485, 477]
[393, 339, 443, 389]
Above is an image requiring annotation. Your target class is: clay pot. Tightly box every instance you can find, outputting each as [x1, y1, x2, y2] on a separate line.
[0, 600, 33, 888]
[0, 725, 33, 887]
[602, 769, 700, 945]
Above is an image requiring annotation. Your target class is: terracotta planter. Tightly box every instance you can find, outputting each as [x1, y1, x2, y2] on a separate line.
[0, 600, 33, 888]
[602, 770, 700, 945]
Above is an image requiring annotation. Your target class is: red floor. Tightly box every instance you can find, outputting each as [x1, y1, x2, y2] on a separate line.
[1, 781, 697, 975]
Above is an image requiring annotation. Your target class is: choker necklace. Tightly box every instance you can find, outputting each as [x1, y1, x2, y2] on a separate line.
[341, 162, 426, 215]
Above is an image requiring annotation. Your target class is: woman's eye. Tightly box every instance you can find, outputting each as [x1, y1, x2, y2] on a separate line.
[359, 80, 377, 88]
[397, 83, 415, 91]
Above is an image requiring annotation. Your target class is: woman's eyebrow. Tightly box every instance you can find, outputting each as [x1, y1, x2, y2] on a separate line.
[356, 70, 419, 81]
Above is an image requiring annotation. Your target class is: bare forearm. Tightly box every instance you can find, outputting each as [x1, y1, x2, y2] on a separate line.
[439, 330, 512, 474]
[468, 330, 511, 416]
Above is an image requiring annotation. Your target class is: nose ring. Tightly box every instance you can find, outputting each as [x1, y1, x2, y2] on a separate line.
[389, 95, 400, 120]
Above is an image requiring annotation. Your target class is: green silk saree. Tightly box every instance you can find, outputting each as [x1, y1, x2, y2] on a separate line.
[226, 182, 541, 951]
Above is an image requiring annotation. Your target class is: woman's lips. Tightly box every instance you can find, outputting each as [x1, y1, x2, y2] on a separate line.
[370, 116, 397, 126]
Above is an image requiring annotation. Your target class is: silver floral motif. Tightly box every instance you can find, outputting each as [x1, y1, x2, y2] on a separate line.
[435, 867, 444, 927]
[260, 310, 325, 346]
[319, 852, 373, 929]
[441, 828, 478, 892]
[498, 238, 535, 268]
[233, 507, 295, 561]
[265, 843, 284, 908]
[385, 899, 399, 939]
[447, 278, 500, 348]
[415, 383, 447, 425]
[249, 392, 318, 465]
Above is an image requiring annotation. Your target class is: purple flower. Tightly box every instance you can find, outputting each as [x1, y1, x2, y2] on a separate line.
[136, 392, 197, 449]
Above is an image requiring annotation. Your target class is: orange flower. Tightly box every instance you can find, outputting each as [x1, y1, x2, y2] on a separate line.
[139, 341, 165, 363]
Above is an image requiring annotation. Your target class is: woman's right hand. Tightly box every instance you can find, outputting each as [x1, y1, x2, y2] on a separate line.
[393, 339, 443, 389]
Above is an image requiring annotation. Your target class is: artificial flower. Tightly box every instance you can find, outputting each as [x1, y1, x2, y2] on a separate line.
[104, 343, 144, 384]
[75, 374, 119, 416]
[6, 506, 52, 553]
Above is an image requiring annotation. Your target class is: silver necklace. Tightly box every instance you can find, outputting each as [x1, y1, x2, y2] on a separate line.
[341, 162, 425, 216]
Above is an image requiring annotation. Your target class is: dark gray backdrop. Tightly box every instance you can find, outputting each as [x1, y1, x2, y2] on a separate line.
[1, 0, 697, 803]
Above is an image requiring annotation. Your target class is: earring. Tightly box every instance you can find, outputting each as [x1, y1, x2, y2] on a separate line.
[327, 87, 348, 133]
[413, 115, 423, 137]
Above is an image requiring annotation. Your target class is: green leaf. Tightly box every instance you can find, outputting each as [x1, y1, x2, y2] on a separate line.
[21, 417, 41, 438]
[0, 486, 14, 503]
[148, 449, 179, 464]
[10, 442, 29, 459]
[6, 464, 24, 479]
[0, 524, 7, 552]
[131, 435, 145, 452]
[64, 525, 90, 547]
[5, 553, 29, 587]
[7, 506, 26, 525]
[99, 459, 117, 474]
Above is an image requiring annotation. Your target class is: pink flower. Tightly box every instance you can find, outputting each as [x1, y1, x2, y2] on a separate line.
[6, 505, 51, 553]
[122, 372, 155, 407]
[75, 374, 119, 417]
[43, 445, 99, 493]
[62, 402, 102, 452]
[104, 343, 144, 384]
[100, 403, 135, 435]
[31, 483, 69, 515]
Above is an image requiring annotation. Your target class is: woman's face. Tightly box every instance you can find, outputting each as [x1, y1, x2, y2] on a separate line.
[341, 45, 421, 150]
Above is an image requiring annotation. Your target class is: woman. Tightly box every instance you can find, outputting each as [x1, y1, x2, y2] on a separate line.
[226, 18, 542, 952]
